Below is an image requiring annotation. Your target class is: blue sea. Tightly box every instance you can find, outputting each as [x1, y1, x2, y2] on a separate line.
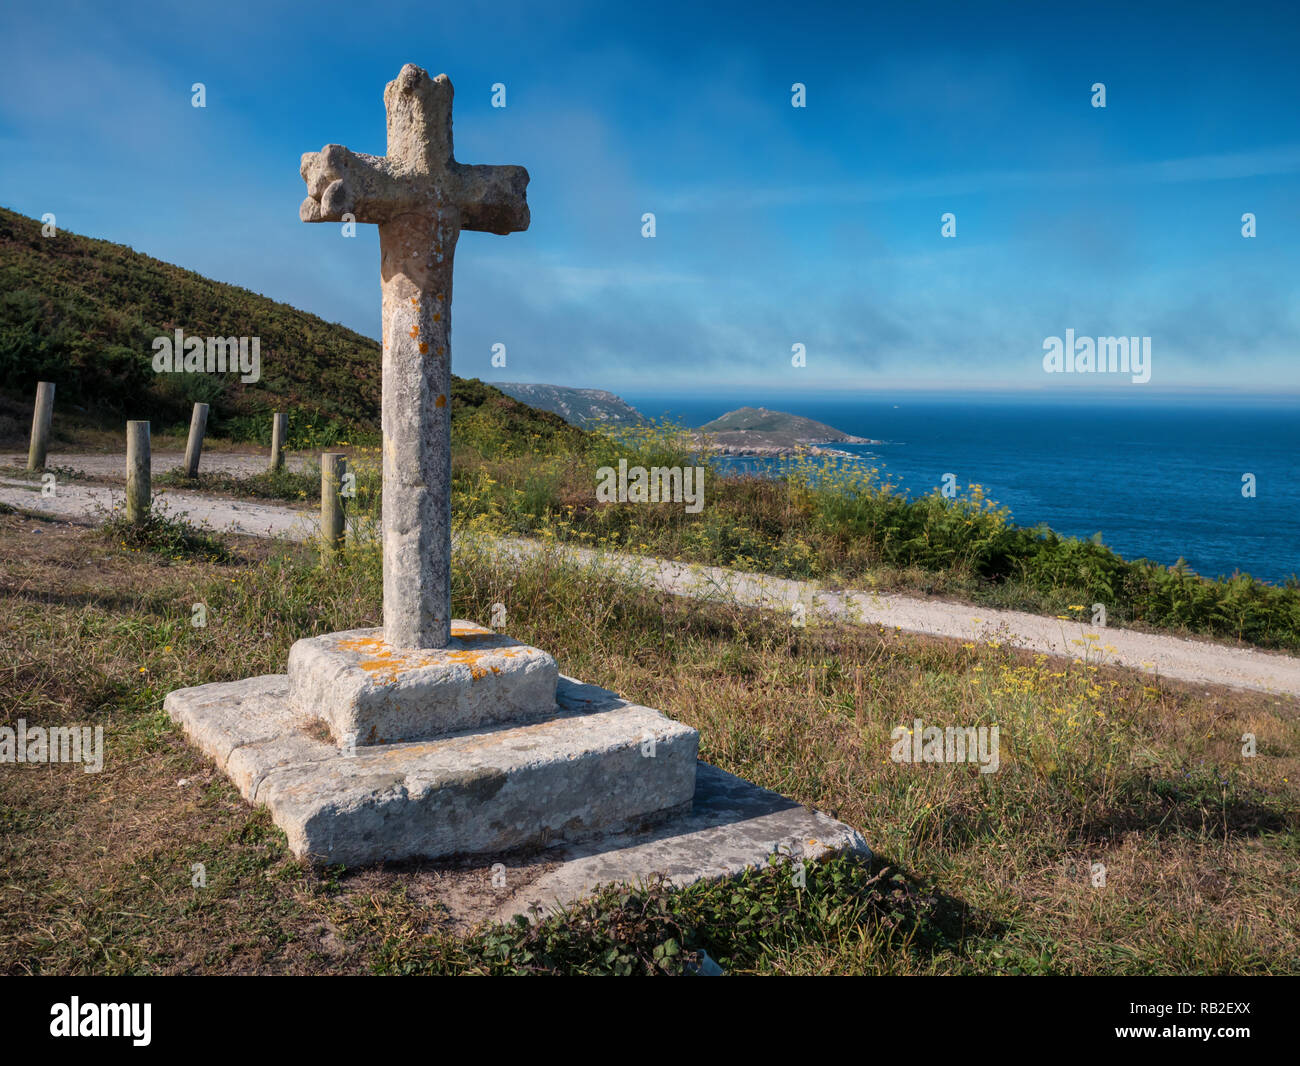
[619, 392, 1300, 586]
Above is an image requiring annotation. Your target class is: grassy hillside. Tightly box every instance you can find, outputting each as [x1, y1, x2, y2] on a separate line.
[0, 205, 574, 449]
[700, 405, 868, 442]
[492, 383, 648, 429]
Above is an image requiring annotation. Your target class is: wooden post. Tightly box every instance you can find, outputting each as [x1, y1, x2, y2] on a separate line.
[183, 402, 209, 478]
[126, 421, 151, 525]
[321, 452, 346, 558]
[27, 381, 55, 471]
[269, 412, 288, 472]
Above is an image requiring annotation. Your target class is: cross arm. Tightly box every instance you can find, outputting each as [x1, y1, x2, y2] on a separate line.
[299, 144, 411, 224]
[451, 163, 530, 235]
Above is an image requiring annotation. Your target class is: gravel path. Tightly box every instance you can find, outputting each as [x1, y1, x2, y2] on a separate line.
[5, 465, 1298, 699]
[0, 475, 317, 540]
[489, 540, 1300, 698]
[3, 450, 315, 479]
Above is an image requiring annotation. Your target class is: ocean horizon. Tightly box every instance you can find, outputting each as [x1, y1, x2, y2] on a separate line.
[619, 391, 1300, 586]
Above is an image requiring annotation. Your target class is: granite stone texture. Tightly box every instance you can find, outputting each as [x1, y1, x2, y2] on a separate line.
[491, 762, 872, 923]
[166, 673, 698, 866]
[286, 621, 558, 746]
[300, 64, 529, 650]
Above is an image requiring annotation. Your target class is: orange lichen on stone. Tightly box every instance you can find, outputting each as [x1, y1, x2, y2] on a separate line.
[335, 632, 523, 684]
[419, 342, 429, 354]
[435, 394, 446, 408]
[408, 325, 420, 339]
[336, 635, 390, 654]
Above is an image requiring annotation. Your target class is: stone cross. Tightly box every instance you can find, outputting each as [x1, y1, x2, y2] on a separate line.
[299, 64, 529, 649]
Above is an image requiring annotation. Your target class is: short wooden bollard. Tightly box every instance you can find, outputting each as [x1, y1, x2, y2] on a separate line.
[269, 412, 288, 472]
[27, 381, 55, 471]
[321, 452, 347, 557]
[126, 421, 151, 525]
[183, 402, 209, 478]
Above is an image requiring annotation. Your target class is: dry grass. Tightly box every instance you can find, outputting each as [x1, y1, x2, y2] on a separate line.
[1, 512, 1298, 974]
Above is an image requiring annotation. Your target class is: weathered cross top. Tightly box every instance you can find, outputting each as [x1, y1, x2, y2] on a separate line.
[299, 64, 529, 650]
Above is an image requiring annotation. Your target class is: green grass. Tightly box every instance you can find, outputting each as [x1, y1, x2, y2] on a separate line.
[156, 464, 322, 503]
[441, 420, 1300, 652]
[0, 204, 379, 432]
[376, 856, 929, 975]
[98, 498, 234, 564]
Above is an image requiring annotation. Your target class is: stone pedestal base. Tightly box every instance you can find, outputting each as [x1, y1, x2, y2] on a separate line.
[165, 673, 698, 865]
[165, 638, 872, 912]
[287, 622, 559, 746]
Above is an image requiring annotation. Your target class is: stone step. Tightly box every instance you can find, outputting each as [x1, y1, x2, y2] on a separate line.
[490, 762, 872, 925]
[165, 673, 698, 866]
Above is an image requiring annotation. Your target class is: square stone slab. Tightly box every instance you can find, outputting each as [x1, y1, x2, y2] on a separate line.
[489, 763, 872, 924]
[288, 621, 559, 746]
[165, 673, 699, 865]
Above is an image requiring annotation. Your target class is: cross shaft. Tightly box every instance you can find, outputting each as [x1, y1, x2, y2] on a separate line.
[300, 64, 529, 649]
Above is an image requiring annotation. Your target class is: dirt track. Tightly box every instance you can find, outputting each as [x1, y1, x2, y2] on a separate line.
[4, 454, 1298, 699]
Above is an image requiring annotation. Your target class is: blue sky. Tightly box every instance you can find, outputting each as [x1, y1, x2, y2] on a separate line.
[1, 0, 1297, 396]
